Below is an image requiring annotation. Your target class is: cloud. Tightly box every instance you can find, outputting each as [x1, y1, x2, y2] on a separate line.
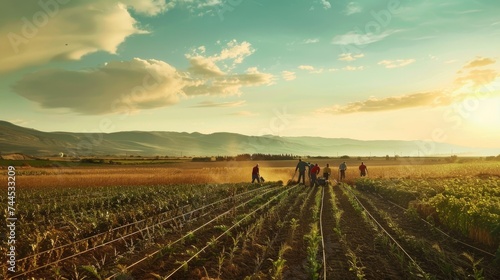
[343, 65, 364, 71]
[0, 0, 168, 73]
[332, 30, 398, 46]
[12, 58, 185, 115]
[429, 54, 439, 61]
[318, 56, 500, 115]
[378, 59, 416, 68]
[282, 71, 297, 81]
[192, 100, 246, 108]
[298, 65, 315, 71]
[12, 41, 274, 115]
[454, 56, 498, 89]
[345, 2, 362, 15]
[303, 38, 320, 44]
[338, 53, 365, 61]
[317, 91, 453, 114]
[298, 65, 323, 73]
[186, 40, 254, 76]
[320, 0, 332, 10]
[463, 57, 496, 68]
[455, 69, 498, 89]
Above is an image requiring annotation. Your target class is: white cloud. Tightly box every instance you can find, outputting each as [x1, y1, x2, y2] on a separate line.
[429, 54, 439, 61]
[345, 2, 362, 15]
[303, 38, 320, 44]
[332, 30, 398, 46]
[12, 42, 274, 115]
[320, 0, 332, 10]
[298, 65, 323, 74]
[186, 40, 255, 75]
[298, 65, 315, 71]
[282, 71, 297, 81]
[338, 53, 365, 61]
[195, 0, 223, 9]
[343, 65, 364, 71]
[0, 0, 167, 73]
[378, 59, 416, 68]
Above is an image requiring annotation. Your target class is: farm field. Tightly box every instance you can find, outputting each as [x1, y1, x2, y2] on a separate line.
[1, 159, 499, 279]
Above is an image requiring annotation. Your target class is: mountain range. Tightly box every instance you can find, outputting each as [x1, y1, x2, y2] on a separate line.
[0, 121, 497, 157]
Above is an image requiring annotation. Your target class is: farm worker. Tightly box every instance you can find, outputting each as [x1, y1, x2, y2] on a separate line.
[359, 162, 368, 177]
[323, 164, 332, 180]
[310, 163, 320, 187]
[295, 159, 309, 185]
[252, 164, 261, 183]
[339, 161, 347, 181]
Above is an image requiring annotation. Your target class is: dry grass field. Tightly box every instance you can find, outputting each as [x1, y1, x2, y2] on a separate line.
[2, 157, 499, 188]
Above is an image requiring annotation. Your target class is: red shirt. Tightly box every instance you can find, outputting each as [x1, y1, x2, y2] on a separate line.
[252, 166, 259, 175]
[311, 165, 320, 175]
[359, 164, 367, 171]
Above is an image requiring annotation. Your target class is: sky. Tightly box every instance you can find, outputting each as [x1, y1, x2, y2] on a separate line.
[1, 0, 500, 151]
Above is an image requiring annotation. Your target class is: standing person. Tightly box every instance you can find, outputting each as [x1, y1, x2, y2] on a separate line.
[295, 159, 309, 185]
[359, 162, 368, 177]
[323, 163, 332, 180]
[339, 161, 347, 181]
[310, 163, 320, 187]
[252, 164, 261, 183]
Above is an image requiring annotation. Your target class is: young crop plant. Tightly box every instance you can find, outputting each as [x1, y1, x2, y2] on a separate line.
[346, 248, 366, 280]
[289, 218, 300, 237]
[269, 243, 291, 280]
[304, 224, 322, 280]
[462, 253, 485, 280]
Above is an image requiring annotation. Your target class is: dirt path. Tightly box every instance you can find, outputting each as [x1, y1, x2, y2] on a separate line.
[282, 186, 318, 280]
[321, 186, 355, 279]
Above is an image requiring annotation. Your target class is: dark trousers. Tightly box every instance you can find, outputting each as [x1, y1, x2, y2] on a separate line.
[297, 171, 306, 184]
[252, 174, 260, 183]
[340, 170, 346, 180]
[311, 173, 317, 187]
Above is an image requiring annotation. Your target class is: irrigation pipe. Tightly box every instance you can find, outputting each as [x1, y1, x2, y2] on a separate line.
[342, 185, 427, 277]
[163, 185, 298, 279]
[319, 187, 327, 280]
[10, 185, 281, 279]
[105, 185, 291, 279]
[384, 197, 496, 258]
[13, 184, 274, 266]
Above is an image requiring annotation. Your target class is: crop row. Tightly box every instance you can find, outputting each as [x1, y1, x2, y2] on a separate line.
[355, 177, 500, 249]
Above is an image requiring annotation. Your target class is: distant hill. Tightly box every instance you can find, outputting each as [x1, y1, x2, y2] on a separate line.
[0, 121, 496, 157]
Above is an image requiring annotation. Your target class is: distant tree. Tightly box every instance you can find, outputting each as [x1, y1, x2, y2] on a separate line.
[385, 155, 390, 160]
[446, 155, 458, 163]
[340, 155, 350, 159]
